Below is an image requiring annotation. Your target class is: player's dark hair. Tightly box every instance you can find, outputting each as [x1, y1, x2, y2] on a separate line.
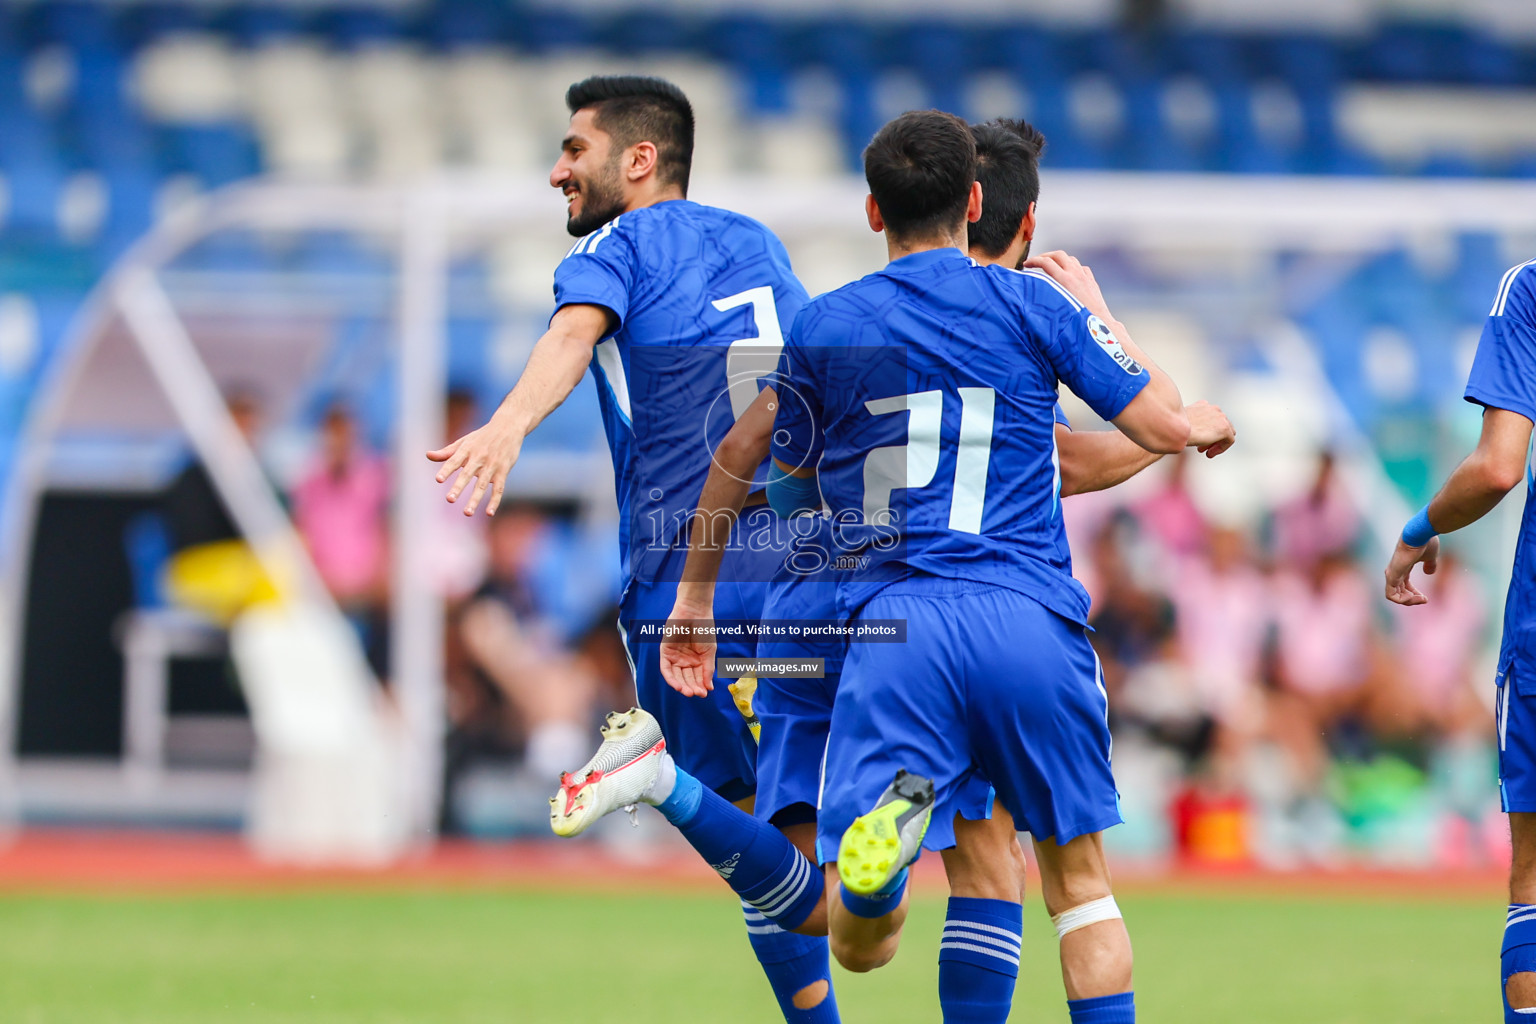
[566, 75, 695, 194]
[863, 110, 977, 242]
[969, 118, 1047, 260]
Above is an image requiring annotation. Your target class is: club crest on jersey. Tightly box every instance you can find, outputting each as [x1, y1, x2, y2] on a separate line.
[1087, 314, 1143, 375]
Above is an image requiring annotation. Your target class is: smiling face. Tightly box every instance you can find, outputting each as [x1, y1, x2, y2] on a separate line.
[550, 108, 630, 237]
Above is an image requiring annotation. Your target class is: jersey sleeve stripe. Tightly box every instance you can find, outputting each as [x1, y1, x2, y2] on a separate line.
[585, 216, 621, 254]
[1015, 268, 1084, 311]
[1493, 259, 1536, 317]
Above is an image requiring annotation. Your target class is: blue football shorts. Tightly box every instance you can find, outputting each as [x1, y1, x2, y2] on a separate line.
[1498, 661, 1536, 813]
[817, 576, 1122, 865]
[619, 505, 783, 802]
[753, 572, 846, 830]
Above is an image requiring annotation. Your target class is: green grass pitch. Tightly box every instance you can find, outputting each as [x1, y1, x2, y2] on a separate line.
[0, 886, 1497, 1022]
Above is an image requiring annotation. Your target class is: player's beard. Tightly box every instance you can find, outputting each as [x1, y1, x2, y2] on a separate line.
[565, 156, 627, 237]
[1013, 240, 1031, 270]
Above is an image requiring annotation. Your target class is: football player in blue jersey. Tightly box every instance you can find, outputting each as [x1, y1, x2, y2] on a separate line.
[1383, 256, 1536, 1024]
[658, 117, 1235, 996]
[764, 110, 1193, 1024]
[429, 75, 839, 1023]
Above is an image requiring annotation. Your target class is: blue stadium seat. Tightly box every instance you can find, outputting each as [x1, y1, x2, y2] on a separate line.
[901, 21, 972, 116]
[1462, 32, 1524, 87]
[1265, 35, 1341, 91]
[221, 5, 307, 47]
[516, 9, 593, 53]
[1450, 232, 1508, 320]
[1417, 152, 1481, 179]
[715, 16, 790, 114]
[1301, 290, 1376, 425]
[1, 159, 67, 240]
[98, 165, 158, 256]
[175, 229, 269, 273]
[430, 0, 508, 49]
[291, 231, 389, 277]
[320, 7, 404, 50]
[34, 1, 118, 53]
[445, 318, 489, 390]
[120, 3, 203, 49]
[1506, 153, 1536, 180]
[166, 123, 261, 188]
[604, 8, 690, 56]
[1166, 31, 1245, 86]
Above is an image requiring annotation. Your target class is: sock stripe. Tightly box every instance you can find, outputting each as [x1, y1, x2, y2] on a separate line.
[943, 920, 1025, 944]
[1511, 911, 1536, 929]
[756, 853, 809, 908]
[750, 854, 812, 918]
[939, 940, 1022, 967]
[942, 927, 1022, 955]
[745, 922, 785, 935]
[748, 856, 807, 914]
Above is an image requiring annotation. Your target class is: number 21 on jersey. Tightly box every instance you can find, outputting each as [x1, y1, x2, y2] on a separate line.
[861, 388, 998, 535]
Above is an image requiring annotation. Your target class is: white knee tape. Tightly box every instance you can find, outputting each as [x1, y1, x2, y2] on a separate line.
[1051, 895, 1121, 940]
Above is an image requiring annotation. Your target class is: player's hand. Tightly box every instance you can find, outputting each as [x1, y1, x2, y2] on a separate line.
[1186, 400, 1236, 458]
[1384, 535, 1440, 606]
[659, 600, 717, 698]
[426, 412, 526, 517]
[1022, 251, 1112, 322]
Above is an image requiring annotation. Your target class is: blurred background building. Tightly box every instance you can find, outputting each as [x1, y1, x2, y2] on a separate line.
[0, 0, 1534, 868]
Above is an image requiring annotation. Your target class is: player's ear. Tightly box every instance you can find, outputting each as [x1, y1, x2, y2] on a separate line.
[1019, 201, 1037, 242]
[865, 195, 885, 234]
[966, 181, 983, 224]
[626, 140, 659, 182]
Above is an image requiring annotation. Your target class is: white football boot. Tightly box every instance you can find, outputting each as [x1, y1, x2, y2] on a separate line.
[549, 707, 667, 837]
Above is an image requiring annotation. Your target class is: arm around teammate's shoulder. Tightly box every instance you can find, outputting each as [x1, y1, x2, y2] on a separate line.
[427, 302, 610, 517]
[1022, 252, 1189, 455]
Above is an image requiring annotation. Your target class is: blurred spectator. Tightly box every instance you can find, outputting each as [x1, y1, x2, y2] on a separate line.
[1271, 450, 1362, 568]
[161, 389, 280, 624]
[430, 389, 491, 601]
[1173, 524, 1269, 736]
[1376, 551, 1489, 742]
[291, 400, 391, 678]
[1268, 550, 1378, 786]
[443, 503, 598, 832]
[1134, 452, 1206, 558]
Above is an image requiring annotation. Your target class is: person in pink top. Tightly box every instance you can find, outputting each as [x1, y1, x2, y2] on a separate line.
[1272, 451, 1362, 570]
[292, 402, 391, 675]
[1174, 524, 1270, 736]
[1378, 551, 1489, 740]
[1268, 549, 1379, 786]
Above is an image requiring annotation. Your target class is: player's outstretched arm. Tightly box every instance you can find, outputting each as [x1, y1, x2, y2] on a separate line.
[426, 303, 609, 517]
[1057, 400, 1236, 496]
[1025, 251, 1189, 454]
[1386, 407, 1531, 605]
[660, 388, 778, 697]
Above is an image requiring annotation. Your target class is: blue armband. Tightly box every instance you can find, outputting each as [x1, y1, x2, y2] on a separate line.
[766, 463, 821, 518]
[1401, 505, 1438, 548]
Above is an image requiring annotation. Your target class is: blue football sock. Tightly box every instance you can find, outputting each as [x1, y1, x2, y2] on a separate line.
[1068, 991, 1135, 1023]
[838, 867, 908, 919]
[654, 767, 823, 931]
[1503, 904, 1536, 1020]
[937, 896, 1022, 1023]
[743, 901, 841, 1023]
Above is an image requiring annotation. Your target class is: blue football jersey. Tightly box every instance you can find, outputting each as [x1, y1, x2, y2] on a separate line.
[771, 248, 1149, 625]
[1465, 258, 1536, 676]
[552, 200, 809, 584]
